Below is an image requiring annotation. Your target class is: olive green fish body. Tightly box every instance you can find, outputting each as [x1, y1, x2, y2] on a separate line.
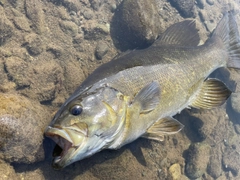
[45, 13, 240, 169]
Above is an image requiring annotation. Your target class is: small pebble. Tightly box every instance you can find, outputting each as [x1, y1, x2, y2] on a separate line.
[206, 0, 214, 5]
[196, 0, 205, 9]
[95, 41, 108, 60]
[83, 9, 93, 20]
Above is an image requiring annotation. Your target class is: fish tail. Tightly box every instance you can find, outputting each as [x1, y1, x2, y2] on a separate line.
[212, 12, 240, 68]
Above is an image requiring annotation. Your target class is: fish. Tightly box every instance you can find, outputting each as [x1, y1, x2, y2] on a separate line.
[45, 12, 240, 169]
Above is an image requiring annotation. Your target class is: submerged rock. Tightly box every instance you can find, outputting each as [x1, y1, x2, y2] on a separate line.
[230, 92, 240, 114]
[169, 0, 195, 18]
[0, 7, 14, 46]
[95, 41, 109, 60]
[0, 92, 51, 163]
[115, 0, 161, 49]
[0, 160, 18, 180]
[24, 0, 45, 34]
[185, 142, 211, 179]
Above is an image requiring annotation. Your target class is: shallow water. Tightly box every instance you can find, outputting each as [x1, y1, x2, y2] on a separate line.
[0, 0, 240, 179]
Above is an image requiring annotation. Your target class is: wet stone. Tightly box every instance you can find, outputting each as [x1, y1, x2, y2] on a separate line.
[207, 155, 222, 179]
[223, 149, 240, 176]
[59, 20, 78, 37]
[185, 142, 211, 179]
[95, 41, 109, 60]
[0, 92, 51, 163]
[118, 0, 161, 49]
[24, 34, 44, 56]
[83, 9, 93, 20]
[0, 8, 14, 46]
[0, 160, 18, 180]
[206, 0, 214, 5]
[230, 92, 240, 114]
[234, 124, 240, 134]
[169, 0, 195, 18]
[24, 0, 45, 34]
[196, 0, 205, 9]
[168, 163, 188, 180]
[89, 0, 101, 11]
[13, 16, 31, 32]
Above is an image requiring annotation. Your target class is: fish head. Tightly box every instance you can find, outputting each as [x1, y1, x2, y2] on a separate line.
[45, 86, 127, 169]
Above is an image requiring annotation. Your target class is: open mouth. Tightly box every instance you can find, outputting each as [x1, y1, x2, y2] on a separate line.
[45, 128, 75, 169]
[45, 125, 87, 169]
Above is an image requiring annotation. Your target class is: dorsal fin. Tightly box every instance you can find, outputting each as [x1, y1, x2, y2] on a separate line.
[153, 20, 200, 47]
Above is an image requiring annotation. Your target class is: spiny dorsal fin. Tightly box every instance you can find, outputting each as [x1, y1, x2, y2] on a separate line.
[142, 117, 184, 141]
[132, 81, 160, 114]
[190, 78, 232, 109]
[153, 20, 200, 47]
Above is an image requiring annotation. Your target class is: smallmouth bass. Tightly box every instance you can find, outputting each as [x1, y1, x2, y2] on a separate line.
[45, 13, 240, 169]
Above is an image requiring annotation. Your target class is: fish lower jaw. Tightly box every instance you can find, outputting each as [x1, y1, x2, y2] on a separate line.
[52, 146, 76, 169]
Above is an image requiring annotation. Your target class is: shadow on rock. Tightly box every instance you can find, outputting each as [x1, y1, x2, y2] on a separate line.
[175, 110, 205, 143]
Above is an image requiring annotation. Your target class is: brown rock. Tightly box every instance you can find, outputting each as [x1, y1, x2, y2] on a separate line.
[0, 92, 51, 163]
[59, 20, 78, 37]
[116, 0, 161, 49]
[5, 57, 64, 102]
[24, 0, 45, 34]
[185, 142, 211, 179]
[0, 160, 18, 180]
[0, 7, 14, 46]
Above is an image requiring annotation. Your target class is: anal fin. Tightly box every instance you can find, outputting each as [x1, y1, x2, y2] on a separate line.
[142, 117, 184, 141]
[190, 78, 232, 109]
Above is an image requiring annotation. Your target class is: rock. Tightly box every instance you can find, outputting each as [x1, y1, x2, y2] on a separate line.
[89, 0, 101, 10]
[207, 155, 222, 179]
[46, 43, 63, 58]
[0, 92, 51, 163]
[230, 92, 240, 114]
[59, 20, 78, 37]
[19, 169, 45, 180]
[169, 163, 188, 180]
[0, 160, 18, 180]
[223, 148, 240, 176]
[169, 0, 195, 18]
[206, 0, 214, 5]
[82, 9, 93, 20]
[115, 0, 161, 50]
[24, 0, 45, 34]
[24, 34, 44, 56]
[95, 41, 109, 60]
[0, 0, 5, 6]
[4, 57, 64, 102]
[63, 60, 85, 94]
[62, 0, 82, 12]
[196, 0, 205, 9]
[185, 142, 211, 179]
[0, 7, 14, 46]
[234, 124, 240, 134]
[83, 22, 109, 40]
[13, 16, 31, 32]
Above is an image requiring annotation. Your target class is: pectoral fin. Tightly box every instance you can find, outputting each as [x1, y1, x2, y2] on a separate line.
[132, 81, 160, 114]
[142, 117, 184, 141]
[190, 78, 231, 109]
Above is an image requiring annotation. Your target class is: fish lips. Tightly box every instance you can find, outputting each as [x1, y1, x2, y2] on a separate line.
[45, 126, 86, 169]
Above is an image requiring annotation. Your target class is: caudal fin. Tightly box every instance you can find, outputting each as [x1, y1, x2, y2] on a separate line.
[212, 12, 240, 68]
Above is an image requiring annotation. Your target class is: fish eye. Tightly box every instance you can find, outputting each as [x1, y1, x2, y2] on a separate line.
[70, 105, 82, 116]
